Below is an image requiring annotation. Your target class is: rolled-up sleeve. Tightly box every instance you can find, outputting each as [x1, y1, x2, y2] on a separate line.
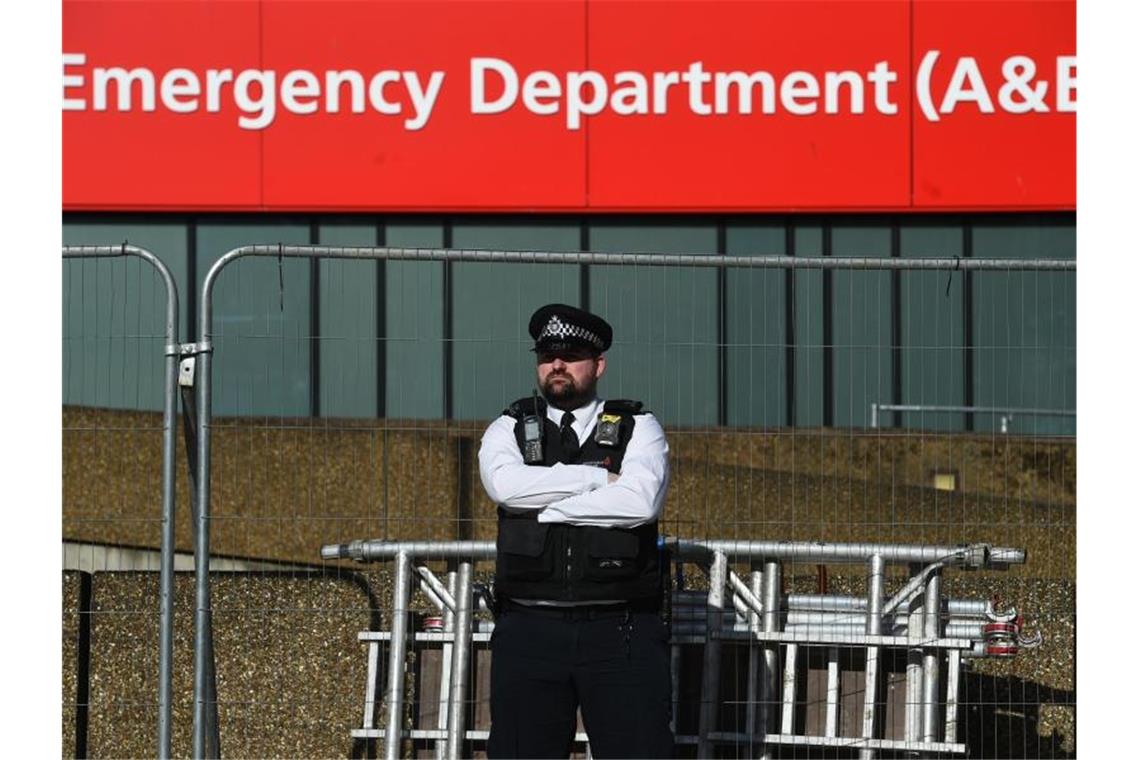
[478, 415, 609, 511]
[537, 413, 670, 528]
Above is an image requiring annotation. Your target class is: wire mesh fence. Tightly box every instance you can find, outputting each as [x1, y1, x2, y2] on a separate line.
[62, 232, 1075, 759]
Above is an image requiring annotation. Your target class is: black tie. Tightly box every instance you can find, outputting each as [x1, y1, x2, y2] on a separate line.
[559, 412, 579, 463]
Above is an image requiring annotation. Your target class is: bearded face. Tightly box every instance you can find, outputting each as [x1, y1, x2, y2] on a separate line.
[536, 348, 606, 410]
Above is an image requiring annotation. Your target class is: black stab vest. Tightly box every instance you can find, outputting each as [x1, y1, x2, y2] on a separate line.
[494, 396, 662, 604]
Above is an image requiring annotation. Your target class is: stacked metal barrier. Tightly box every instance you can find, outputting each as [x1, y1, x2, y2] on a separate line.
[320, 538, 1040, 758]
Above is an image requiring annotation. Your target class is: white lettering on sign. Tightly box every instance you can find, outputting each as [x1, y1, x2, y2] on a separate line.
[468, 58, 903, 129]
[916, 51, 1076, 122]
[66, 53, 446, 130]
[61, 52, 1074, 130]
[62, 53, 87, 110]
[1056, 56, 1077, 112]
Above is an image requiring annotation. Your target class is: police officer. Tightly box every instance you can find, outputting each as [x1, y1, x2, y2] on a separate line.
[478, 303, 673, 759]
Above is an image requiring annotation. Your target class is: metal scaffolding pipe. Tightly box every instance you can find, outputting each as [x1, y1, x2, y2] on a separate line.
[905, 564, 925, 746]
[860, 554, 886, 760]
[759, 561, 781, 760]
[384, 552, 413, 760]
[921, 572, 943, 743]
[728, 569, 766, 617]
[786, 594, 993, 617]
[945, 649, 962, 743]
[322, 537, 1025, 568]
[697, 551, 727, 758]
[781, 643, 799, 734]
[436, 570, 457, 760]
[826, 647, 840, 738]
[417, 565, 456, 612]
[446, 562, 473, 760]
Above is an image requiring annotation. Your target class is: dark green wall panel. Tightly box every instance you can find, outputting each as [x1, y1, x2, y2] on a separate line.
[196, 221, 312, 417]
[831, 225, 892, 429]
[587, 223, 719, 427]
[724, 223, 787, 427]
[63, 222, 189, 412]
[61, 213, 1076, 437]
[450, 220, 581, 421]
[972, 221, 1075, 435]
[899, 224, 965, 431]
[386, 222, 446, 419]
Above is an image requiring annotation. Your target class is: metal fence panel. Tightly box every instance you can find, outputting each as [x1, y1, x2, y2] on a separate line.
[62, 244, 179, 759]
[62, 227, 1076, 759]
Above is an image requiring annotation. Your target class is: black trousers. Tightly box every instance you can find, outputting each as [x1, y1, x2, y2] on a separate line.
[487, 605, 674, 759]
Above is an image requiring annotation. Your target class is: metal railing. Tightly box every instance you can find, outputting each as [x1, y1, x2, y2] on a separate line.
[181, 244, 1074, 758]
[319, 536, 1038, 758]
[870, 403, 1076, 434]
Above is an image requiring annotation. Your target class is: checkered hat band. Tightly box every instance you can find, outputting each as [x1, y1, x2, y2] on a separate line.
[539, 315, 603, 349]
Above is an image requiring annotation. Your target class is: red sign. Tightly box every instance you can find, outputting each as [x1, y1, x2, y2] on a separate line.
[62, 0, 1075, 212]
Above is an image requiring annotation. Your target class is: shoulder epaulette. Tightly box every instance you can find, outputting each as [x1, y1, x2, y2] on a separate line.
[505, 395, 547, 419]
[602, 399, 645, 416]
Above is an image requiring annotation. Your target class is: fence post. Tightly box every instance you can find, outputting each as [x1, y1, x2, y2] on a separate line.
[63, 245, 180, 760]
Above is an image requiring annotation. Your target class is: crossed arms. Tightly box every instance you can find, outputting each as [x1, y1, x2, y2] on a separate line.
[477, 413, 670, 529]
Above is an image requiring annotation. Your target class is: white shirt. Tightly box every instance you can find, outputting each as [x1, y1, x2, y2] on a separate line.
[478, 397, 670, 529]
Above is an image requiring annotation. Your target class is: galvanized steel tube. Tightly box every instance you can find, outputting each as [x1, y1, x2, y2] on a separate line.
[859, 554, 886, 760]
[904, 565, 924, 746]
[759, 561, 781, 760]
[780, 644, 798, 733]
[921, 572, 943, 743]
[191, 338, 216, 759]
[64, 245, 180, 760]
[944, 649, 962, 742]
[446, 562, 473, 760]
[384, 552, 413, 760]
[786, 594, 992, 617]
[436, 570, 457, 760]
[825, 647, 840, 737]
[669, 540, 1020, 567]
[321, 537, 1026, 569]
[193, 249, 234, 759]
[196, 243, 1076, 272]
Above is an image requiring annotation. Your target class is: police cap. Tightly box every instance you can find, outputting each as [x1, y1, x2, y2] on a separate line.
[528, 303, 613, 354]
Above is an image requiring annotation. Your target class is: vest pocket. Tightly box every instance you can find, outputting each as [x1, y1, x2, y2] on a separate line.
[582, 527, 641, 580]
[497, 520, 553, 581]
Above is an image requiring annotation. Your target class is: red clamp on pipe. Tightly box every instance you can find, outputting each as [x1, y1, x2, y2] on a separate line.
[986, 642, 1019, 657]
[983, 620, 1020, 638]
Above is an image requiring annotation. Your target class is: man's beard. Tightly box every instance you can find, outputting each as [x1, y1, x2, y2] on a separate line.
[540, 373, 597, 411]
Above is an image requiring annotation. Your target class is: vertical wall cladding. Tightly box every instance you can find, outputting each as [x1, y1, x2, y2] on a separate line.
[587, 221, 720, 427]
[63, 221, 190, 412]
[971, 218, 1076, 436]
[899, 222, 966, 431]
[316, 221, 381, 418]
[723, 223, 787, 428]
[830, 224, 893, 429]
[62, 212, 1075, 434]
[449, 220, 582, 422]
[196, 220, 312, 417]
[385, 222, 446, 419]
[792, 225, 825, 428]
